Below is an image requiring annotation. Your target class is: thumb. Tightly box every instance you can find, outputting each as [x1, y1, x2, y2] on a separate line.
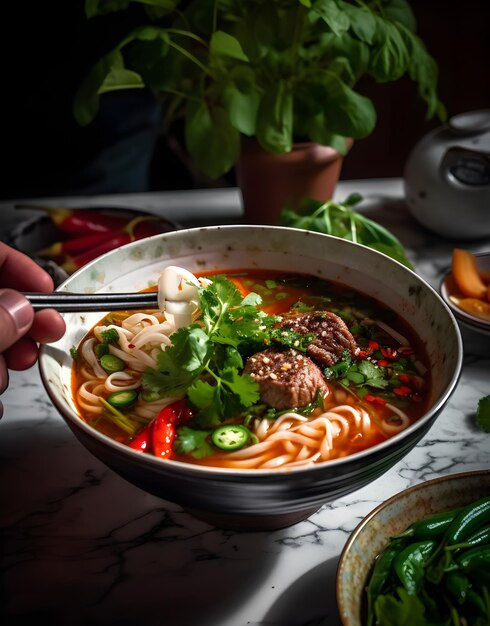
[0, 289, 34, 353]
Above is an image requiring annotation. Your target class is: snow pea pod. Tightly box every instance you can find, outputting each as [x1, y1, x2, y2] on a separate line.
[445, 496, 490, 545]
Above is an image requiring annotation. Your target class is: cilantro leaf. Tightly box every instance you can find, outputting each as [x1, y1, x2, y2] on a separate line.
[175, 426, 213, 458]
[358, 360, 390, 389]
[374, 588, 428, 626]
[142, 325, 210, 395]
[476, 395, 490, 433]
[325, 354, 390, 391]
[188, 368, 259, 426]
[100, 328, 119, 344]
[199, 274, 243, 333]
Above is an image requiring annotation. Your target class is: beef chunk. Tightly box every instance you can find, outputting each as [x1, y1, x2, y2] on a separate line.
[244, 348, 327, 410]
[277, 311, 357, 367]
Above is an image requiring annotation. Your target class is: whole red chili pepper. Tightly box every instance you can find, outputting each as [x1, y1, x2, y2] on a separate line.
[60, 232, 132, 273]
[37, 230, 119, 258]
[17, 204, 130, 235]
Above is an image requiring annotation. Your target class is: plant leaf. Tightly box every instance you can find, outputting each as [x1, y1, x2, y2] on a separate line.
[256, 80, 293, 154]
[185, 100, 240, 179]
[313, 0, 350, 37]
[210, 30, 249, 63]
[222, 67, 260, 136]
[73, 50, 125, 126]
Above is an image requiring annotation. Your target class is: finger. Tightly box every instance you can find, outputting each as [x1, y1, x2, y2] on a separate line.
[0, 289, 34, 353]
[0, 243, 54, 292]
[3, 337, 39, 371]
[0, 354, 8, 395]
[29, 309, 66, 344]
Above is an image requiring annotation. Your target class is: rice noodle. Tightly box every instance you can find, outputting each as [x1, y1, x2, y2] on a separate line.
[219, 404, 376, 469]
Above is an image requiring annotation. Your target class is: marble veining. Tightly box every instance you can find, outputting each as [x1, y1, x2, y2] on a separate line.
[1, 180, 489, 626]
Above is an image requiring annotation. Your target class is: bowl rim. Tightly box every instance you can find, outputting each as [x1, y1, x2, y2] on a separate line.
[336, 468, 490, 625]
[39, 224, 464, 479]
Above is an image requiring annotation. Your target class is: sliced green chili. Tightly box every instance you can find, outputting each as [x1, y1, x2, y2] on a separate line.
[211, 424, 251, 451]
[106, 389, 138, 408]
[100, 354, 125, 373]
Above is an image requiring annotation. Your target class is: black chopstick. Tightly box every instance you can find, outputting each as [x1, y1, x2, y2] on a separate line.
[24, 291, 159, 312]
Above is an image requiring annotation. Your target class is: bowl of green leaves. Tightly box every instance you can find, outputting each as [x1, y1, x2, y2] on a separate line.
[336, 470, 490, 626]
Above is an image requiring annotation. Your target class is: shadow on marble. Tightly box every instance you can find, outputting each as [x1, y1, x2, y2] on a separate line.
[263, 556, 342, 626]
[0, 423, 283, 626]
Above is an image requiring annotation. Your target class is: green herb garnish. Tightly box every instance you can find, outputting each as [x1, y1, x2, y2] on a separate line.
[100, 328, 120, 344]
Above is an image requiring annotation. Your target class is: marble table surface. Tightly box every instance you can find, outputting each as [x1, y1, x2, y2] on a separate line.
[1, 179, 489, 626]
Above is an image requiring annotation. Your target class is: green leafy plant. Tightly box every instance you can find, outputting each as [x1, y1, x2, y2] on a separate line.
[75, 0, 445, 179]
[280, 193, 413, 267]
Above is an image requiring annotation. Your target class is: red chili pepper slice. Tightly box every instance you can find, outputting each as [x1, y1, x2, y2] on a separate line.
[129, 421, 155, 452]
[377, 359, 390, 367]
[128, 399, 193, 457]
[393, 385, 412, 396]
[152, 399, 193, 459]
[364, 394, 387, 405]
[399, 373, 411, 383]
[368, 340, 379, 350]
[380, 347, 398, 359]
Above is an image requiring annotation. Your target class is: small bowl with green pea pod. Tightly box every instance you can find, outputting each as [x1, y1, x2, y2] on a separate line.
[336, 470, 490, 626]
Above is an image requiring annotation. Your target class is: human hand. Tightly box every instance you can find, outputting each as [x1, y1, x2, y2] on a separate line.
[0, 242, 66, 418]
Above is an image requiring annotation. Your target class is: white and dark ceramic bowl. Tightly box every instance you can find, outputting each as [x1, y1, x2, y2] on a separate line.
[336, 470, 490, 626]
[38, 226, 463, 530]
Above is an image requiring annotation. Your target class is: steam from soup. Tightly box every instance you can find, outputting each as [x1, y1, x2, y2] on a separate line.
[71, 269, 430, 469]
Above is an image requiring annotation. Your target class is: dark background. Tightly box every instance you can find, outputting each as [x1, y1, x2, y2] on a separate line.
[2, 0, 489, 200]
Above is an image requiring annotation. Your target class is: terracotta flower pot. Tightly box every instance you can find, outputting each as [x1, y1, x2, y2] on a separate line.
[235, 138, 351, 225]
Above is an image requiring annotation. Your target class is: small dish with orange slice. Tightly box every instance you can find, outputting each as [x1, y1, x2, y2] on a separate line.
[440, 249, 490, 336]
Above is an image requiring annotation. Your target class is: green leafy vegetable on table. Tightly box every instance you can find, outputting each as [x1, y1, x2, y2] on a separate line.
[365, 495, 490, 626]
[476, 395, 490, 433]
[280, 193, 413, 269]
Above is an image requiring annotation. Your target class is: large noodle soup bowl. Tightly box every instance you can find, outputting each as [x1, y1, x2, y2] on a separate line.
[39, 226, 462, 530]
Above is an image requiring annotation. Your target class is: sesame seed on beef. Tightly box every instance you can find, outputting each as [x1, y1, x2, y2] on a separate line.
[244, 348, 327, 410]
[276, 311, 357, 367]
